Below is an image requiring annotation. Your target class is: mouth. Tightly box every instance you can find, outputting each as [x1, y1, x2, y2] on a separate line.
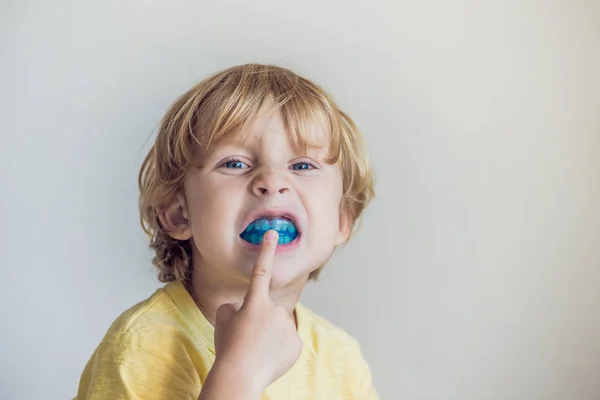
[239, 212, 301, 246]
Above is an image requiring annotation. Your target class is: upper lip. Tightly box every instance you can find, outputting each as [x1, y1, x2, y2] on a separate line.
[239, 208, 303, 234]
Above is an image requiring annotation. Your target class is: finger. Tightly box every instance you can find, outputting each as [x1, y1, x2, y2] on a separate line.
[245, 230, 278, 302]
[215, 302, 241, 326]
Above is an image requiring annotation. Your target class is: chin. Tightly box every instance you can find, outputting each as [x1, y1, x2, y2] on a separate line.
[268, 260, 313, 288]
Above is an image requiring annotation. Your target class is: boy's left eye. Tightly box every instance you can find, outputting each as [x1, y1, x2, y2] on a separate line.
[224, 160, 248, 169]
[291, 162, 314, 171]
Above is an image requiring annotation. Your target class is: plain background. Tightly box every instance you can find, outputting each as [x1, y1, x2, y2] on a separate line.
[1, 1, 599, 399]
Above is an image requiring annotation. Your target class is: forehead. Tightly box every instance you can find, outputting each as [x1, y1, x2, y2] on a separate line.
[214, 107, 332, 154]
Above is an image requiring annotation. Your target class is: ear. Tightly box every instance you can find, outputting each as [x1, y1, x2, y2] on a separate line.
[157, 192, 193, 241]
[335, 206, 354, 246]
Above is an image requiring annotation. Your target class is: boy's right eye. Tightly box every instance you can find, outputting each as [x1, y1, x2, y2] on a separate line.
[220, 157, 250, 170]
[224, 160, 248, 169]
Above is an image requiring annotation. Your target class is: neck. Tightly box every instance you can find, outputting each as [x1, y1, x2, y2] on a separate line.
[187, 264, 309, 326]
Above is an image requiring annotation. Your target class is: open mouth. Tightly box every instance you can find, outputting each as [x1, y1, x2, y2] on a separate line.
[240, 217, 300, 245]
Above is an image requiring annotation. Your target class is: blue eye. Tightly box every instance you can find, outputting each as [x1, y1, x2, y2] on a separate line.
[291, 162, 313, 170]
[224, 160, 248, 169]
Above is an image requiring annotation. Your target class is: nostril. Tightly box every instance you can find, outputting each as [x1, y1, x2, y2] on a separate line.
[260, 187, 268, 194]
[278, 188, 288, 194]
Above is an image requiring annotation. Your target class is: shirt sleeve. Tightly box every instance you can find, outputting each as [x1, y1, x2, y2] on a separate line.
[363, 383, 380, 400]
[347, 338, 380, 400]
[76, 331, 200, 400]
[355, 358, 380, 400]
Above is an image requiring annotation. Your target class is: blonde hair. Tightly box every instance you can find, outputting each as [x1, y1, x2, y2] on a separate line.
[139, 64, 374, 282]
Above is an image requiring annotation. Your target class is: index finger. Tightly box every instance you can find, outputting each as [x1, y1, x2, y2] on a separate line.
[245, 230, 278, 302]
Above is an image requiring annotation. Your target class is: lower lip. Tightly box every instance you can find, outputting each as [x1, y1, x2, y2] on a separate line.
[240, 233, 302, 253]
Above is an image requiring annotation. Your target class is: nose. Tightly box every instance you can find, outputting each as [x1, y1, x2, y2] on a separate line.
[251, 164, 290, 196]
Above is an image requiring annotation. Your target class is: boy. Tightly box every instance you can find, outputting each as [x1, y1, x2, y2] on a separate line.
[75, 64, 378, 399]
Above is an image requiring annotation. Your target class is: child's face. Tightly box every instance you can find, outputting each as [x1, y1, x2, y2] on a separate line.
[174, 108, 350, 288]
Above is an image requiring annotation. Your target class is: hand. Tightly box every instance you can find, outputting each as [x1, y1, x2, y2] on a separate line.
[208, 230, 303, 398]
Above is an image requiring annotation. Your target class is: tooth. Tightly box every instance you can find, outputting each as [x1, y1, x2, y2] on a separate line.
[274, 219, 285, 231]
[260, 219, 270, 231]
[271, 219, 280, 230]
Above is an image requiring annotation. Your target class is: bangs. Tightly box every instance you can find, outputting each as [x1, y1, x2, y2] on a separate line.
[189, 64, 342, 164]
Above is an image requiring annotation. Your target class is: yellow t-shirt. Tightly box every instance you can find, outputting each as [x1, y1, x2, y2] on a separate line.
[75, 281, 378, 399]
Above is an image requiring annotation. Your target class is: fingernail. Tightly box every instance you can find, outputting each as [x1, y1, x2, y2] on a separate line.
[264, 230, 278, 243]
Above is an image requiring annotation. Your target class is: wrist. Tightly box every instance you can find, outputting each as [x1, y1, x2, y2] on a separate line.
[203, 359, 265, 400]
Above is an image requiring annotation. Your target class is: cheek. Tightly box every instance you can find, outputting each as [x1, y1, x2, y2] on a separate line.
[185, 177, 243, 245]
[306, 178, 343, 237]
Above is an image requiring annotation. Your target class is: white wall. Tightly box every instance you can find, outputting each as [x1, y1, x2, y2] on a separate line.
[1, 1, 599, 399]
